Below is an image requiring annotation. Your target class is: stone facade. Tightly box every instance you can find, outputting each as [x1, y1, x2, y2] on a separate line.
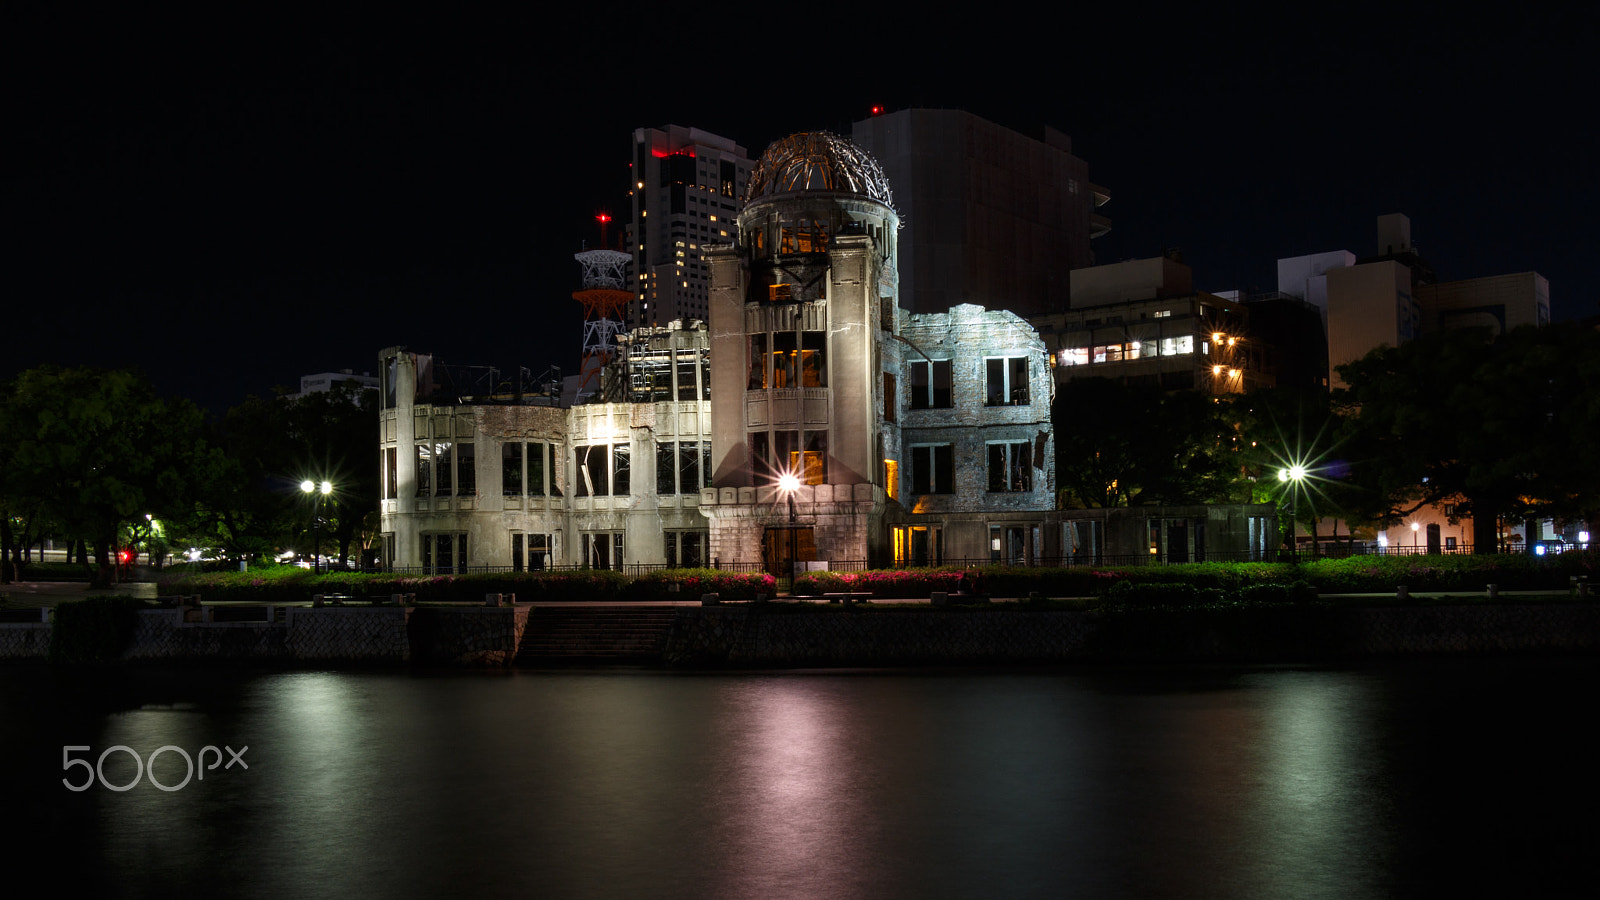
[377, 321, 715, 571]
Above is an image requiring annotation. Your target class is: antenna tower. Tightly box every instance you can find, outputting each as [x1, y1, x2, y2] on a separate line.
[573, 214, 631, 397]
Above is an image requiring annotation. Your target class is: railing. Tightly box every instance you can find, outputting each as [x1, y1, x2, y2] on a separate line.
[374, 545, 1498, 578]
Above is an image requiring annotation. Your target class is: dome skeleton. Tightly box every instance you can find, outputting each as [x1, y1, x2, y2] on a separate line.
[744, 132, 895, 210]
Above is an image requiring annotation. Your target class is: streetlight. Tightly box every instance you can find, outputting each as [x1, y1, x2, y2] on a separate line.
[777, 472, 800, 585]
[301, 479, 333, 573]
[1411, 521, 1420, 555]
[1279, 465, 1307, 561]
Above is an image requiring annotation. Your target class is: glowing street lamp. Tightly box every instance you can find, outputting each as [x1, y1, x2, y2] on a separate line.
[1278, 465, 1307, 561]
[301, 480, 333, 573]
[775, 472, 802, 584]
[1411, 521, 1420, 554]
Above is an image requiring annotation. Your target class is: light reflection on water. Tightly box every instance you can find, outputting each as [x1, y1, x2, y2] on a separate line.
[4, 660, 1596, 899]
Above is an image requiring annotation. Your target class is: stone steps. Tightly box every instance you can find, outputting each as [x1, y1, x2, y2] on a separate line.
[516, 608, 679, 663]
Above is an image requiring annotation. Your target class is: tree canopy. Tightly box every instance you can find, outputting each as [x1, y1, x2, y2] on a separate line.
[1334, 322, 1600, 551]
[1052, 377, 1243, 508]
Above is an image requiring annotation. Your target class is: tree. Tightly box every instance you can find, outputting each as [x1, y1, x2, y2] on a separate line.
[2, 366, 208, 586]
[1335, 323, 1600, 553]
[189, 380, 377, 567]
[1053, 378, 1243, 508]
[1228, 386, 1367, 551]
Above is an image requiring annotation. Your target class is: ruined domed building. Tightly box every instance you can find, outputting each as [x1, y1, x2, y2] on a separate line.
[376, 131, 1272, 575]
[701, 132, 1056, 569]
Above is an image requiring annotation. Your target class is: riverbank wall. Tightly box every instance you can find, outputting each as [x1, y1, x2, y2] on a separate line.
[0, 605, 530, 665]
[664, 603, 1600, 666]
[4, 601, 1599, 666]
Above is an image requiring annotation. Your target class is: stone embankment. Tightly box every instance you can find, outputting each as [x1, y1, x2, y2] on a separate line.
[0, 603, 530, 666]
[2, 599, 1597, 666]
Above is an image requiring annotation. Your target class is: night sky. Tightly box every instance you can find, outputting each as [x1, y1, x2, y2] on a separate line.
[13, 9, 1597, 412]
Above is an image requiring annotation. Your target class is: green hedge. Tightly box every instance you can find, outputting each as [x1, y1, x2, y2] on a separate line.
[155, 552, 1596, 604]
[49, 596, 150, 663]
[794, 551, 1598, 599]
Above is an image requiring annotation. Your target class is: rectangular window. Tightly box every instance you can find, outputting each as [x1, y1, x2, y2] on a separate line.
[909, 360, 953, 409]
[801, 331, 826, 387]
[748, 334, 768, 389]
[384, 447, 397, 499]
[802, 431, 826, 484]
[676, 356, 698, 400]
[775, 430, 799, 475]
[456, 443, 475, 496]
[772, 332, 798, 388]
[679, 440, 701, 494]
[531, 442, 550, 496]
[582, 532, 624, 570]
[512, 533, 552, 571]
[657, 442, 678, 494]
[985, 358, 1030, 406]
[576, 444, 627, 496]
[416, 443, 432, 497]
[883, 372, 896, 422]
[1058, 348, 1089, 367]
[884, 458, 899, 500]
[750, 431, 770, 483]
[911, 445, 954, 494]
[1160, 335, 1194, 356]
[502, 443, 523, 496]
[665, 531, 708, 568]
[434, 442, 454, 496]
[421, 533, 467, 574]
[612, 444, 630, 496]
[894, 525, 944, 567]
[576, 445, 606, 497]
[987, 442, 1032, 492]
[702, 443, 713, 491]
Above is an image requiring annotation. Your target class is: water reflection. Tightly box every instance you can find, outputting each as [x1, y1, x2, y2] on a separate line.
[4, 660, 1596, 899]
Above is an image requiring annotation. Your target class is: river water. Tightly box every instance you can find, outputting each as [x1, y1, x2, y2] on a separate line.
[4, 659, 1595, 899]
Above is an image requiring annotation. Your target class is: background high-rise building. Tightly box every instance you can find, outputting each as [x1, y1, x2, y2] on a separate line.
[626, 126, 753, 328]
[851, 108, 1110, 317]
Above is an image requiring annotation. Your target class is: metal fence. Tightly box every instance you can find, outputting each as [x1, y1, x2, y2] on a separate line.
[374, 543, 1498, 578]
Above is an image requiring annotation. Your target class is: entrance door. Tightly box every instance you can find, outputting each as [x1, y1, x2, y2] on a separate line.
[763, 526, 816, 576]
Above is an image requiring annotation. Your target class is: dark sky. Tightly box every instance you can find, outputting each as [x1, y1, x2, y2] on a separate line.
[13, 9, 1597, 411]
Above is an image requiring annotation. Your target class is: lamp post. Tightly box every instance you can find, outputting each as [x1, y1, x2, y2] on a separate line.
[778, 473, 799, 585]
[301, 480, 333, 573]
[1411, 521, 1420, 555]
[1278, 465, 1307, 561]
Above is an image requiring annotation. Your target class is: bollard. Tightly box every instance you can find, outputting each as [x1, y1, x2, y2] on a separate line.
[485, 593, 501, 607]
[266, 604, 276, 623]
[312, 593, 325, 608]
[390, 593, 403, 606]
[931, 591, 949, 607]
[1487, 584, 1499, 600]
[1397, 585, 1409, 601]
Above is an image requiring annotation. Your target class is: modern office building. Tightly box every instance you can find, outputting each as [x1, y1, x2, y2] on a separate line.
[852, 108, 1110, 318]
[1031, 256, 1260, 394]
[626, 126, 753, 328]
